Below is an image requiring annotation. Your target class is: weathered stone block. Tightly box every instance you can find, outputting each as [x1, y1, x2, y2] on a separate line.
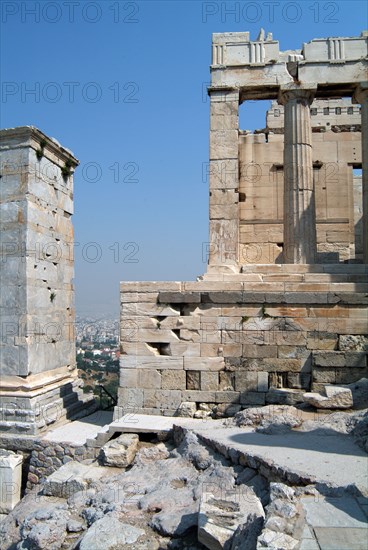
[215, 391, 240, 403]
[198, 488, 264, 550]
[182, 390, 216, 402]
[272, 332, 307, 346]
[256, 358, 302, 373]
[119, 368, 138, 388]
[210, 129, 239, 160]
[257, 372, 269, 392]
[184, 357, 224, 371]
[200, 371, 219, 391]
[335, 367, 368, 384]
[134, 328, 181, 343]
[120, 291, 158, 303]
[160, 316, 201, 330]
[143, 390, 182, 410]
[266, 388, 305, 405]
[345, 352, 367, 367]
[0, 450, 23, 513]
[240, 392, 266, 406]
[201, 291, 243, 304]
[121, 356, 184, 370]
[186, 371, 200, 390]
[167, 342, 201, 356]
[43, 461, 110, 498]
[138, 369, 161, 389]
[235, 371, 258, 392]
[209, 159, 238, 190]
[176, 402, 197, 417]
[242, 344, 278, 358]
[287, 373, 310, 389]
[303, 387, 353, 409]
[219, 371, 235, 391]
[99, 434, 139, 468]
[313, 352, 346, 367]
[278, 346, 311, 359]
[122, 303, 180, 316]
[161, 370, 186, 390]
[312, 367, 336, 384]
[117, 388, 143, 409]
[121, 281, 181, 293]
[339, 335, 368, 351]
[158, 291, 201, 303]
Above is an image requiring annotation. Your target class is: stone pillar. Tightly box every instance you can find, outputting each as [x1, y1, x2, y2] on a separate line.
[0, 127, 96, 437]
[0, 449, 23, 513]
[207, 88, 239, 272]
[353, 82, 368, 263]
[278, 86, 317, 263]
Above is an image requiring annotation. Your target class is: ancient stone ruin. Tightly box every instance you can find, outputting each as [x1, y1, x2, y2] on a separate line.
[0, 127, 96, 439]
[116, 31, 368, 419]
[0, 30, 367, 550]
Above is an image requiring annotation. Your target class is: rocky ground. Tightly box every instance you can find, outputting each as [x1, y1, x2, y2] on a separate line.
[0, 404, 367, 550]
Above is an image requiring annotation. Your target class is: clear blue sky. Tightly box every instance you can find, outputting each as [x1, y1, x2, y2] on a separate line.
[1, 0, 366, 315]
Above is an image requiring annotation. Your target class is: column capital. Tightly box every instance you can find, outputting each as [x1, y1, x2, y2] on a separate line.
[278, 84, 317, 106]
[352, 82, 368, 105]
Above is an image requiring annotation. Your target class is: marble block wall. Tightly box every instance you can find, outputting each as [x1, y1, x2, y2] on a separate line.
[115, 273, 368, 417]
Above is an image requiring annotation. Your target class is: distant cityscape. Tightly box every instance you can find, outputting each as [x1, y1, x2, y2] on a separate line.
[75, 315, 119, 346]
[75, 315, 120, 403]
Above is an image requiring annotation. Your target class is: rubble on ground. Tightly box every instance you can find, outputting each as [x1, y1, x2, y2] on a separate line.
[0, 403, 367, 550]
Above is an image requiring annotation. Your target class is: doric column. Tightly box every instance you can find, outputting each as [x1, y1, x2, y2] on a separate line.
[278, 85, 317, 263]
[353, 82, 368, 263]
[207, 88, 239, 271]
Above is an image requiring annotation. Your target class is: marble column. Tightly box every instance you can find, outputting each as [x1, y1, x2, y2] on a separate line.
[353, 83, 368, 263]
[278, 86, 317, 264]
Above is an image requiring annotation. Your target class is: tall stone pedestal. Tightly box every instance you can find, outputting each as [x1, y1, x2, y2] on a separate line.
[0, 127, 96, 437]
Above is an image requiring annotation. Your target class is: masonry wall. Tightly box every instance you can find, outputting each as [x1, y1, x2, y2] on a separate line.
[116, 272, 368, 417]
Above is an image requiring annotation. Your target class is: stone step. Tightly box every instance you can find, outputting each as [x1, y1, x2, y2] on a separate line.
[202, 273, 368, 285]
[42, 411, 113, 445]
[85, 432, 111, 449]
[65, 395, 97, 420]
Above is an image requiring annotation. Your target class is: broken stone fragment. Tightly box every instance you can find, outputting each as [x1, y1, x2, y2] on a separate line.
[150, 503, 198, 536]
[43, 461, 110, 498]
[198, 488, 264, 550]
[176, 401, 197, 417]
[133, 443, 170, 465]
[99, 433, 139, 467]
[269, 482, 295, 501]
[18, 508, 70, 550]
[234, 405, 302, 428]
[303, 386, 353, 409]
[257, 529, 299, 549]
[79, 513, 145, 549]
